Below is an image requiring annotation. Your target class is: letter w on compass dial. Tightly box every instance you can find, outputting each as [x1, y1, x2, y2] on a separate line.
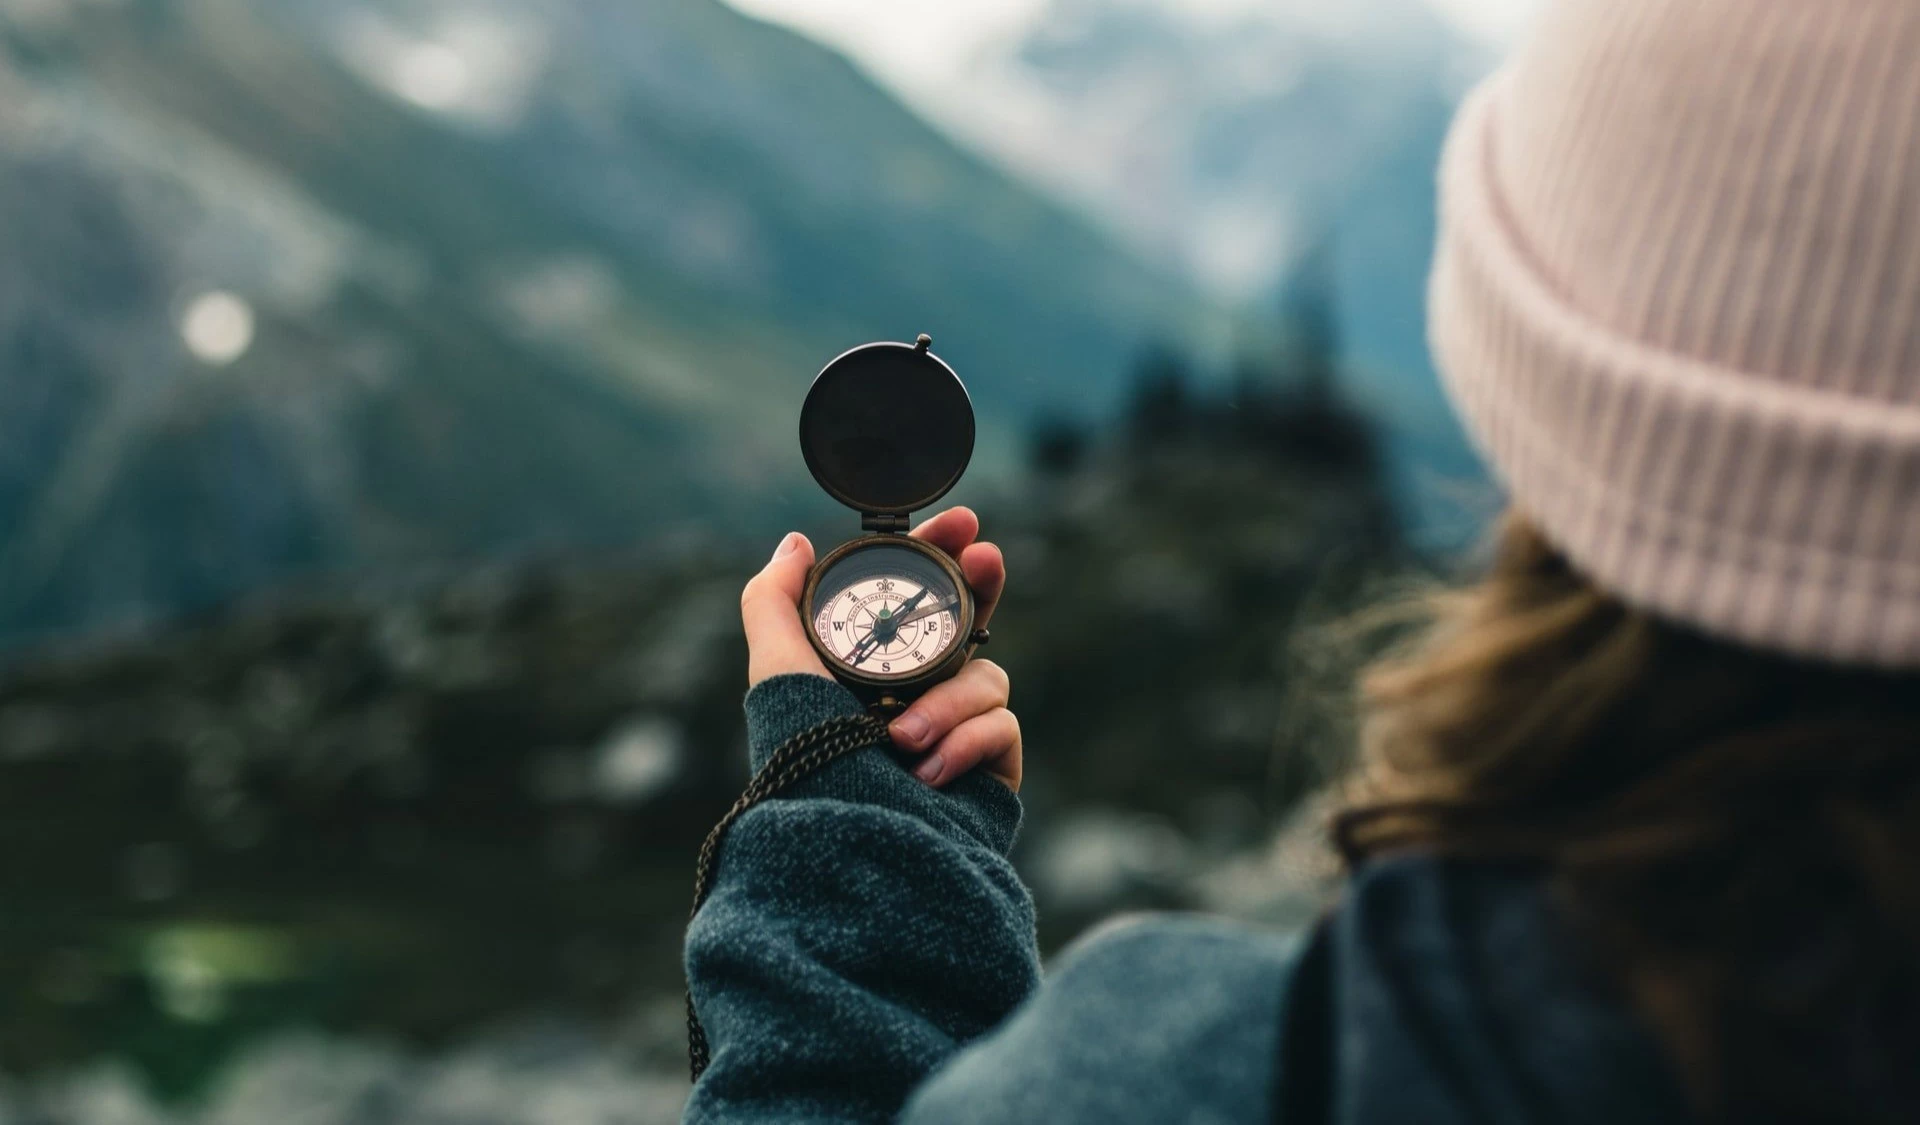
[809, 543, 964, 678]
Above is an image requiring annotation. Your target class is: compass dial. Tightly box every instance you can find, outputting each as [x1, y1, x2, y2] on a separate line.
[808, 541, 966, 680]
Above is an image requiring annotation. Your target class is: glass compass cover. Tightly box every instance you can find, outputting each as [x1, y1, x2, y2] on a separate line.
[808, 542, 965, 679]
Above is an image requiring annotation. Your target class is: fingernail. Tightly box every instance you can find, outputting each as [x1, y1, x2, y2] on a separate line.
[771, 532, 800, 561]
[892, 713, 930, 746]
[913, 754, 945, 785]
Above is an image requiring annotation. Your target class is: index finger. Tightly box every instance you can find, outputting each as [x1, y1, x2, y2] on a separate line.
[958, 541, 1004, 631]
[912, 507, 1003, 630]
[909, 507, 979, 556]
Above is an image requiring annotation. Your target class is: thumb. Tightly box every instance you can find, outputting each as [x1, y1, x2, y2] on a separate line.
[742, 532, 831, 686]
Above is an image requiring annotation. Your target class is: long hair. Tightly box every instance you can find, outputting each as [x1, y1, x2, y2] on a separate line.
[1335, 514, 1920, 1123]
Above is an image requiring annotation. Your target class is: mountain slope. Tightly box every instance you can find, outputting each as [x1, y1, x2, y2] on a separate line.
[0, 0, 1211, 642]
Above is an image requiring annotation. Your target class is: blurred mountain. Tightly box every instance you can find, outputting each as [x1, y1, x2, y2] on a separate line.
[0, 0, 1212, 644]
[838, 0, 1499, 539]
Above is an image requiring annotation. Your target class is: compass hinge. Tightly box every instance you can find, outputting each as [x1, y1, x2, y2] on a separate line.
[861, 513, 912, 533]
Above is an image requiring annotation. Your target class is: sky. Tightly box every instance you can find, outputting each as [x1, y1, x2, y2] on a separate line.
[1420, 0, 1544, 45]
[721, 0, 1542, 93]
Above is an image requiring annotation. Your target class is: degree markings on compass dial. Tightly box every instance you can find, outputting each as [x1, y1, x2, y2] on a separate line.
[813, 576, 959, 676]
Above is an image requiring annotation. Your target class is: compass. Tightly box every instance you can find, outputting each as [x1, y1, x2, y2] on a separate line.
[799, 334, 986, 710]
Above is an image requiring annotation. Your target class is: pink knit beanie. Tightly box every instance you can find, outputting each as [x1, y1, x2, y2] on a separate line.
[1430, 0, 1920, 667]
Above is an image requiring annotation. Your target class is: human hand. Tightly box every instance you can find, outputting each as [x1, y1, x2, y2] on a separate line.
[739, 506, 1019, 790]
[887, 656, 1020, 792]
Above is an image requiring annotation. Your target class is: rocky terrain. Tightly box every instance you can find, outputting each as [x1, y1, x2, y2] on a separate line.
[0, 358, 1401, 1119]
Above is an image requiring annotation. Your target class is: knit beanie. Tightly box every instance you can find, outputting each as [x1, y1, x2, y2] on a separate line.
[1429, 0, 1920, 667]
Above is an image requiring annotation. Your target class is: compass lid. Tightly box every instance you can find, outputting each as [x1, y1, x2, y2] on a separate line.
[800, 335, 975, 522]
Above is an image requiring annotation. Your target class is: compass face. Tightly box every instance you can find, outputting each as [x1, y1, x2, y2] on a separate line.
[809, 541, 966, 681]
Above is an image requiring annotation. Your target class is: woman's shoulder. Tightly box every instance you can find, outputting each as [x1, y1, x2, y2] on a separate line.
[1054, 910, 1308, 981]
[903, 913, 1307, 1125]
[904, 857, 1694, 1125]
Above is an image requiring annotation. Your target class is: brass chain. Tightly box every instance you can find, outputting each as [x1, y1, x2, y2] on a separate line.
[686, 711, 894, 1081]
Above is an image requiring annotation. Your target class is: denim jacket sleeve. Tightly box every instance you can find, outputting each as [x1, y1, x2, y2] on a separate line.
[681, 673, 1041, 1124]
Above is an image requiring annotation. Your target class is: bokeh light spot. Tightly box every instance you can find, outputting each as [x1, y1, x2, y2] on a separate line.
[180, 291, 256, 366]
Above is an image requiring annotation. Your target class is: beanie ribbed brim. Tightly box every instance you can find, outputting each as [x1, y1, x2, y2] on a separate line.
[1431, 78, 1920, 668]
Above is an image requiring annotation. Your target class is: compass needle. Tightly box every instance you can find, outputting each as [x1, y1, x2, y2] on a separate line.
[895, 595, 959, 629]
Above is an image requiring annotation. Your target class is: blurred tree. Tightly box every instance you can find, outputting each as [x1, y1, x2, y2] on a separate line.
[983, 304, 1404, 942]
[1224, 235, 1379, 477]
[1276, 234, 1341, 401]
[1125, 344, 1193, 445]
[1028, 415, 1089, 478]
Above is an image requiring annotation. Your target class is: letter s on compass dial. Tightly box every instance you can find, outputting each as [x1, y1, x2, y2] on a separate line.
[806, 540, 970, 683]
